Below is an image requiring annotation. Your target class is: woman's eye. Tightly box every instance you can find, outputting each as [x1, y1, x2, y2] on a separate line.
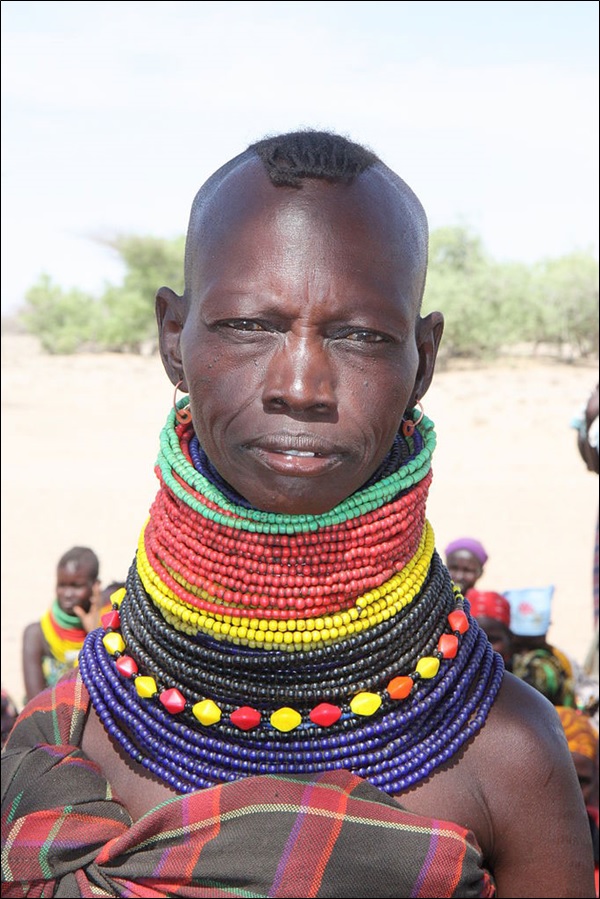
[341, 329, 387, 343]
[223, 320, 266, 332]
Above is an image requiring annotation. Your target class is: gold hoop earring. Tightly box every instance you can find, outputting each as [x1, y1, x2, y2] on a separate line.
[401, 400, 424, 438]
[173, 380, 192, 425]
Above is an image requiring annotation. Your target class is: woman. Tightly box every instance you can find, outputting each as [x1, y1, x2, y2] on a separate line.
[2, 130, 594, 898]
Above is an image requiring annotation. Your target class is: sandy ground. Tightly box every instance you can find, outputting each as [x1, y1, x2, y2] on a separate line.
[1, 332, 598, 708]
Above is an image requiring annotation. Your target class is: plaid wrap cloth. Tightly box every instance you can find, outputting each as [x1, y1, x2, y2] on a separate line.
[2, 673, 495, 898]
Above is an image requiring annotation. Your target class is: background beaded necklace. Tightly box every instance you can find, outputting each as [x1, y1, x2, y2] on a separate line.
[79, 403, 504, 794]
[41, 599, 87, 664]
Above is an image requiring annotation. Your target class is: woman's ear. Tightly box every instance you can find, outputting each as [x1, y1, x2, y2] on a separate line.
[409, 311, 444, 409]
[156, 286, 187, 389]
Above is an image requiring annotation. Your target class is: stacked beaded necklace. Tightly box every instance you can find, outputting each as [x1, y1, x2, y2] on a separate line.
[79, 401, 504, 794]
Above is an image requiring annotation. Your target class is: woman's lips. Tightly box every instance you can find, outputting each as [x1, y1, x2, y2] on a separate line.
[244, 435, 344, 476]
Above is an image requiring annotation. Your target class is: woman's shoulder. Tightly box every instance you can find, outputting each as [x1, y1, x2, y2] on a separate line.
[478, 671, 570, 762]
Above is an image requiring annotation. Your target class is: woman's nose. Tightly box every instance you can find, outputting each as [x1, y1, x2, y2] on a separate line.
[261, 335, 337, 414]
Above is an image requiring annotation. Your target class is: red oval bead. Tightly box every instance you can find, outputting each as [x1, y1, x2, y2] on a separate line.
[309, 702, 342, 726]
[448, 609, 469, 634]
[101, 609, 121, 630]
[230, 706, 261, 731]
[160, 688, 186, 714]
[438, 633, 459, 659]
[115, 655, 139, 678]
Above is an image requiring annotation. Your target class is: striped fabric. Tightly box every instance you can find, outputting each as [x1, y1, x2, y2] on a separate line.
[2, 673, 495, 898]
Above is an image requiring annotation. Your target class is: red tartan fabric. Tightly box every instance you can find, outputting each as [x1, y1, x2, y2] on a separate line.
[2, 673, 496, 898]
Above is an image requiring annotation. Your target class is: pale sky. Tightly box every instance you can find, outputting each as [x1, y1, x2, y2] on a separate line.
[1, 0, 598, 315]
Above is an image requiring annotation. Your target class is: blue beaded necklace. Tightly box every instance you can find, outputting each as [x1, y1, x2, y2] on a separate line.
[79, 411, 504, 794]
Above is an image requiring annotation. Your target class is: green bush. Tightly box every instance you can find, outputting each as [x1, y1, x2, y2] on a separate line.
[20, 275, 101, 354]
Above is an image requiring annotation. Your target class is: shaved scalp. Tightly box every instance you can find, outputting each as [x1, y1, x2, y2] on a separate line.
[58, 546, 99, 579]
[183, 129, 429, 301]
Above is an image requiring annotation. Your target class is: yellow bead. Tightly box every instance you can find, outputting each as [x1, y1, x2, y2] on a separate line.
[350, 692, 382, 716]
[416, 656, 440, 679]
[270, 707, 301, 732]
[192, 699, 222, 726]
[110, 587, 126, 606]
[102, 632, 125, 655]
[135, 676, 158, 698]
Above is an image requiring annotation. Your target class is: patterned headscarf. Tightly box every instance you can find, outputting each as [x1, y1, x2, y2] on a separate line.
[556, 706, 598, 760]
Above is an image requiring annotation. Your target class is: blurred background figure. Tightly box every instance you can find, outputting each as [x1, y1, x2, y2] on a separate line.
[556, 705, 599, 895]
[467, 590, 513, 666]
[21, 546, 102, 703]
[506, 585, 577, 708]
[100, 581, 127, 608]
[444, 537, 488, 596]
[572, 382, 599, 716]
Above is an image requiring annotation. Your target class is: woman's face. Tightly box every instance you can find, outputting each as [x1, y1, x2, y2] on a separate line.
[162, 161, 442, 515]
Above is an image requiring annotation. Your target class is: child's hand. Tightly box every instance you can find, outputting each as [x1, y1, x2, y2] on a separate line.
[74, 582, 104, 633]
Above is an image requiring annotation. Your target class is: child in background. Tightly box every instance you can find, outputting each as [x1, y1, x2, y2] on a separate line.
[21, 546, 102, 703]
[444, 536, 488, 596]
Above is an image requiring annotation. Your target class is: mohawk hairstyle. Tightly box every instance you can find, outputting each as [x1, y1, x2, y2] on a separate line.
[248, 129, 380, 188]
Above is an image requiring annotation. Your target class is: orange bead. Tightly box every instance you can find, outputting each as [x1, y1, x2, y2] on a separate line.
[387, 675, 414, 700]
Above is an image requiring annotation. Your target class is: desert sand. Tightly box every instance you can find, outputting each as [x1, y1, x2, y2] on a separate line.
[1, 332, 598, 708]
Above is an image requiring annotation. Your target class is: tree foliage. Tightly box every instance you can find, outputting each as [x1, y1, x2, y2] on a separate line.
[19, 235, 185, 354]
[18, 228, 599, 359]
[19, 275, 102, 354]
[423, 228, 598, 360]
